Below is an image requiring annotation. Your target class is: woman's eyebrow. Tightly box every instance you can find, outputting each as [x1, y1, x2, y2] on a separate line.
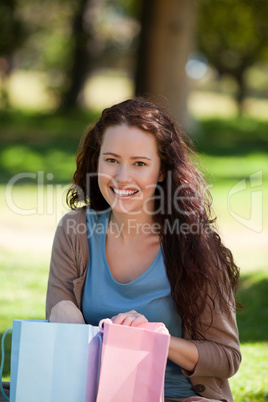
[102, 152, 151, 160]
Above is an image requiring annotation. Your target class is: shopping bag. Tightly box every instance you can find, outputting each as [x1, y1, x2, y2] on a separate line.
[96, 319, 170, 402]
[5, 320, 101, 402]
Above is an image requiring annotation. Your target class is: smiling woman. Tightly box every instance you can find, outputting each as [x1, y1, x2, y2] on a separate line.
[46, 97, 241, 402]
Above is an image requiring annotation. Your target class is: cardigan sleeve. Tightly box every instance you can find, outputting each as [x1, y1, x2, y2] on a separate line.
[183, 290, 241, 380]
[46, 208, 89, 319]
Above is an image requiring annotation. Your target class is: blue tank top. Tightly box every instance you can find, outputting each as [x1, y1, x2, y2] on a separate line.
[82, 209, 198, 398]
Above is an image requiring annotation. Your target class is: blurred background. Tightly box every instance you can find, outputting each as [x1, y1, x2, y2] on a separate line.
[0, 1, 267, 400]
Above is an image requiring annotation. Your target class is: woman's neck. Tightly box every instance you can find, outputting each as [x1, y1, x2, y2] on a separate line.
[108, 210, 157, 242]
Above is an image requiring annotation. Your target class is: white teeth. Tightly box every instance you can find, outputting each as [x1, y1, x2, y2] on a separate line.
[113, 188, 137, 196]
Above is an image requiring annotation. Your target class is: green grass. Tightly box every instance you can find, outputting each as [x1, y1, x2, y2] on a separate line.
[230, 343, 268, 401]
[0, 250, 48, 326]
[0, 110, 268, 183]
[0, 250, 49, 382]
[0, 110, 268, 401]
[0, 108, 99, 183]
[230, 270, 268, 401]
[191, 117, 268, 156]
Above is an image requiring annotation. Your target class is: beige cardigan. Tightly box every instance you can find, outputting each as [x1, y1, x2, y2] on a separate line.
[46, 207, 241, 402]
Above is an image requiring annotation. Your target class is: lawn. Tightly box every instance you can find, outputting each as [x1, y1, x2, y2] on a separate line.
[0, 110, 267, 401]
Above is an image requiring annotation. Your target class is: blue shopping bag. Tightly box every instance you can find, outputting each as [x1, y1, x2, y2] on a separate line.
[1, 320, 101, 402]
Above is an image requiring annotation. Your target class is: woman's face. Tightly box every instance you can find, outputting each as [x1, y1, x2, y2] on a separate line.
[97, 124, 164, 217]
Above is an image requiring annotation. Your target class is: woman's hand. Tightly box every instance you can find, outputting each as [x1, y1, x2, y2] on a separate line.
[49, 300, 85, 324]
[111, 310, 148, 327]
[111, 311, 198, 372]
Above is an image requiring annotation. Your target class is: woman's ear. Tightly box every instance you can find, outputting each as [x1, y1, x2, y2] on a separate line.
[158, 169, 165, 183]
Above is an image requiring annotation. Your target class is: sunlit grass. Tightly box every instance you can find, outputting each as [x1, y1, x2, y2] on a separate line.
[8, 70, 58, 111]
[0, 243, 47, 330]
[6, 69, 268, 120]
[7, 69, 133, 112]
[230, 343, 268, 401]
[0, 249, 49, 383]
[0, 250, 48, 328]
[200, 153, 268, 181]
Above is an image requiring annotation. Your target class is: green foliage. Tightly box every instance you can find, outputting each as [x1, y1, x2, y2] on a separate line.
[197, 0, 268, 70]
[197, 0, 268, 107]
[191, 117, 268, 156]
[0, 0, 143, 111]
[0, 109, 99, 183]
[15, 0, 75, 73]
[109, 0, 141, 18]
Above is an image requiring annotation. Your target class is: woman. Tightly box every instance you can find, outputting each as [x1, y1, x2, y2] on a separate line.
[46, 98, 241, 402]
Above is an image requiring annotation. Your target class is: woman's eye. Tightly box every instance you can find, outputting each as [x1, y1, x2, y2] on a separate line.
[106, 158, 117, 163]
[135, 161, 146, 167]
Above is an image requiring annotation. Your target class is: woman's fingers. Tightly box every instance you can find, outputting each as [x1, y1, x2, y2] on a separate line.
[131, 314, 148, 326]
[111, 310, 148, 327]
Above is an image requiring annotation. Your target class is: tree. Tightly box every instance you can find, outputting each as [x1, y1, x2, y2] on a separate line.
[59, 0, 137, 110]
[60, 0, 97, 111]
[0, 0, 27, 109]
[135, 0, 197, 123]
[2, 0, 197, 117]
[196, 0, 268, 112]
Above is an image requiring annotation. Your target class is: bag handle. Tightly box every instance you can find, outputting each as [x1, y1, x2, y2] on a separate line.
[98, 319, 112, 333]
[98, 319, 169, 335]
[0, 329, 12, 401]
[95, 332, 103, 395]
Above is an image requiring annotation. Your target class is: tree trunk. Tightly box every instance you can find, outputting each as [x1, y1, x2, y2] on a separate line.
[135, 0, 158, 97]
[135, 0, 196, 124]
[0, 0, 26, 110]
[235, 71, 247, 115]
[60, 0, 93, 111]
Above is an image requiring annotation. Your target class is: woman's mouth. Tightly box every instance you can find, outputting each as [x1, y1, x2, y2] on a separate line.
[111, 187, 138, 197]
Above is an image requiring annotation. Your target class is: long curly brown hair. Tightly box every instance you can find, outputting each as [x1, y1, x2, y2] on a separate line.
[67, 97, 240, 340]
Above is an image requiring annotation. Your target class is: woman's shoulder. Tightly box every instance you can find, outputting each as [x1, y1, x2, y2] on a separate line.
[58, 207, 109, 236]
[59, 206, 87, 227]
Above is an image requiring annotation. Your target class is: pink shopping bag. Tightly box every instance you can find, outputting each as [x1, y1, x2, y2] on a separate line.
[96, 319, 170, 402]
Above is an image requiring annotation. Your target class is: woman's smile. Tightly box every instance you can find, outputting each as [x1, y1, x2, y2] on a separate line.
[110, 187, 139, 198]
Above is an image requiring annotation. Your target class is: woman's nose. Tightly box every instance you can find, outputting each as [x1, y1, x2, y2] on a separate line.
[115, 164, 132, 183]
